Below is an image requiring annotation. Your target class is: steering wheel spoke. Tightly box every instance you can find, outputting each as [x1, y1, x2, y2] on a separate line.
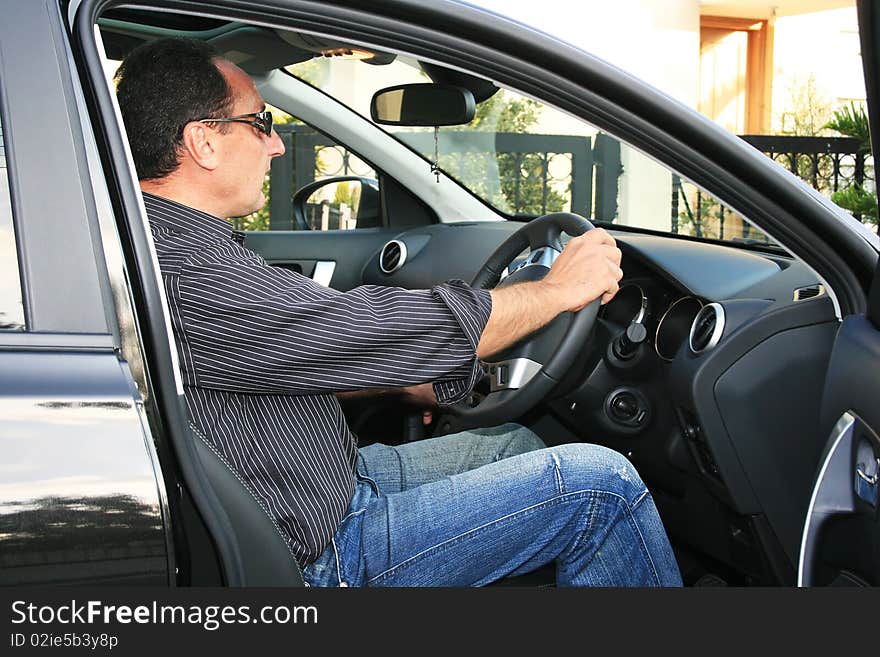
[485, 357, 543, 392]
[502, 246, 562, 285]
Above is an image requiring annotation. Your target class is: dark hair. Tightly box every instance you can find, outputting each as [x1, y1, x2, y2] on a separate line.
[114, 37, 233, 180]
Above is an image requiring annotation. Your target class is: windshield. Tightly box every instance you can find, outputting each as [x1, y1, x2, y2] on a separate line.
[286, 55, 777, 247]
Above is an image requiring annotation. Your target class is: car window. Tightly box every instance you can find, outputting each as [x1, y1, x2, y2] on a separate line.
[234, 112, 379, 232]
[286, 55, 776, 247]
[101, 58, 378, 233]
[0, 117, 25, 331]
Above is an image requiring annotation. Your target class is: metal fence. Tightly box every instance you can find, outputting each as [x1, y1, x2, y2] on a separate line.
[741, 135, 869, 193]
[672, 135, 877, 240]
[269, 125, 877, 237]
[267, 124, 621, 229]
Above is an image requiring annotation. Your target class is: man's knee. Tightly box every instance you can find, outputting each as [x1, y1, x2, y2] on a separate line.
[546, 442, 646, 505]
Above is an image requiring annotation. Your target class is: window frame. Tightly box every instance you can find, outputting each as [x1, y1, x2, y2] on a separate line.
[0, 0, 115, 345]
[0, 91, 26, 332]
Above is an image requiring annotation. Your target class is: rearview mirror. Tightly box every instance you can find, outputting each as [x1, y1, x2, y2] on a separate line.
[370, 83, 476, 126]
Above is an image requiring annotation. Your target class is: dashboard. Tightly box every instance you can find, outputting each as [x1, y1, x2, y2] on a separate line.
[362, 222, 839, 581]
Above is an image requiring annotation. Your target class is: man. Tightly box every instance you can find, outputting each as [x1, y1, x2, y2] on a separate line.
[115, 37, 681, 586]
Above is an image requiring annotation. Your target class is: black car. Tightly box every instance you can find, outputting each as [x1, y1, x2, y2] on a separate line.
[0, 0, 878, 588]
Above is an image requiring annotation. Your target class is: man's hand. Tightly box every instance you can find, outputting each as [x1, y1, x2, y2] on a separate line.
[336, 383, 437, 406]
[542, 228, 623, 311]
[396, 382, 439, 409]
[336, 383, 437, 425]
[476, 228, 622, 359]
[399, 383, 437, 425]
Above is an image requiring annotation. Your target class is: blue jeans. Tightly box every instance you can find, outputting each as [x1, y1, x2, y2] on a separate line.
[302, 424, 682, 587]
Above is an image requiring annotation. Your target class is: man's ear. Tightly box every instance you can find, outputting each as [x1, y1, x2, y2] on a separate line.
[180, 121, 220, 171]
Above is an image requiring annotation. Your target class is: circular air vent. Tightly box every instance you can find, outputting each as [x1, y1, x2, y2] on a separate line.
[689, 303, 725, 354]
[379, 240, 407, 274]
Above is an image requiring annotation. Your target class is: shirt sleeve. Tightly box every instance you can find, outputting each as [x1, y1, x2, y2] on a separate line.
[175, 240, 492, 402]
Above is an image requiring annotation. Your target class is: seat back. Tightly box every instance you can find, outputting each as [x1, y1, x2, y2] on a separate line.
[192, 427, 304, 586]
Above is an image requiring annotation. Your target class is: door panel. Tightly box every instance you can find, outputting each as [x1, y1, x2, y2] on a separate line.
[243, 227, 402, 291]
[800, 0, 880, 587]
[0, 350, 169, 585]
[800, 312, 880, 586]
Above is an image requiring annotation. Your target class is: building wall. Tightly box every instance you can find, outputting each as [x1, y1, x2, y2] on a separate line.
[771, 6, 864, 134]
[471, 0, 702, 105]
[471, 0, 702, 230]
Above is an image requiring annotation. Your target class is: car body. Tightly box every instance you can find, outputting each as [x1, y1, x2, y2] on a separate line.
[0, 0, 878, 587]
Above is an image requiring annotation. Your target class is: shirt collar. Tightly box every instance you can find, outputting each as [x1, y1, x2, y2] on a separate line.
[142, 191, 236, 243]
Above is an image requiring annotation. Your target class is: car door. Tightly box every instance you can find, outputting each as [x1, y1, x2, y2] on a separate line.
[242, 130, 424, 291]
[225, 49, 508, 292]
[798, 0, 880, 587]
[230, 71, 467, 292]
[0, 0, 170, 585]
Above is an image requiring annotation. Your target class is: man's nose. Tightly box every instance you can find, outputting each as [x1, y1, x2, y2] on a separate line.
[268, 128, 285, 157]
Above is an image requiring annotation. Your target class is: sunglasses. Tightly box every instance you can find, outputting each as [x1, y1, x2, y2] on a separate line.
[196, 111, 273, 136]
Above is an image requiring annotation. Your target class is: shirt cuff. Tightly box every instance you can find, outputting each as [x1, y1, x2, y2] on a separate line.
[430, 280, 492, 406]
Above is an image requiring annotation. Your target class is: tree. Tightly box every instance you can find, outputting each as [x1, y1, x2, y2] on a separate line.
[778, 74, 833, 137]
[824, 102, 878, 228]
[441, 90, 568, 215]
[823, 101, 871, 149]
[830, 183, 878, 224]
[773, 75, 837, 191]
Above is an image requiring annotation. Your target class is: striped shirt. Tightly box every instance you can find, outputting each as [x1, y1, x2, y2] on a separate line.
[143, 192, 492, 565]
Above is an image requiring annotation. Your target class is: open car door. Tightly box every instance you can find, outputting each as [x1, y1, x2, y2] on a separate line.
[798, 0, 880, 587]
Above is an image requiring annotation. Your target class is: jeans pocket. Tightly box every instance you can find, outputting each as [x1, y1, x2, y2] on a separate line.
[302, 509, 367, 587]
[333, 509, 367, 586]
[301, 542, 337, 587]
[303, 479, 373, 587]
[356, 454, 381, 496]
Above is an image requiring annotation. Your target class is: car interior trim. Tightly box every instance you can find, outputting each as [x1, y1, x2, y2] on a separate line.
[798, 411, 856, 586]
[654, 296, 703, 362]
[73, 0, 252, 585]
[793, 284, 825, 302]
[688, 302, 725, 355]
[379, 239, 407, 274]
[509, 246, 560, 276]
[484, 357, 543, 392]
[311, 260, 336, 287]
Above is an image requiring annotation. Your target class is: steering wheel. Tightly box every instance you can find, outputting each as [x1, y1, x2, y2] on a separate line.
[449, 212, 599, 427]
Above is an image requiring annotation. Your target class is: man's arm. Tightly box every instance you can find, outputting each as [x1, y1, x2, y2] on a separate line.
[177, 245, 491, 397]
[336, 383, 437, 407]
[477, 228, 623, 359]
[336, 382, 437, 424]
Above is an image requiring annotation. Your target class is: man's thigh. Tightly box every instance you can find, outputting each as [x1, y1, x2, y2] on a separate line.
[358, 443, 671, 586]
[357, 423, 546, 494]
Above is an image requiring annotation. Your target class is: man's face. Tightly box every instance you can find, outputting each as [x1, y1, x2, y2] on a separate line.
[212, 60, 285, 217]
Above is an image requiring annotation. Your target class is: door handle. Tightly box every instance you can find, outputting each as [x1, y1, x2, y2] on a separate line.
[854, 446, 879, 507]
[856, 459, 879, 486]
